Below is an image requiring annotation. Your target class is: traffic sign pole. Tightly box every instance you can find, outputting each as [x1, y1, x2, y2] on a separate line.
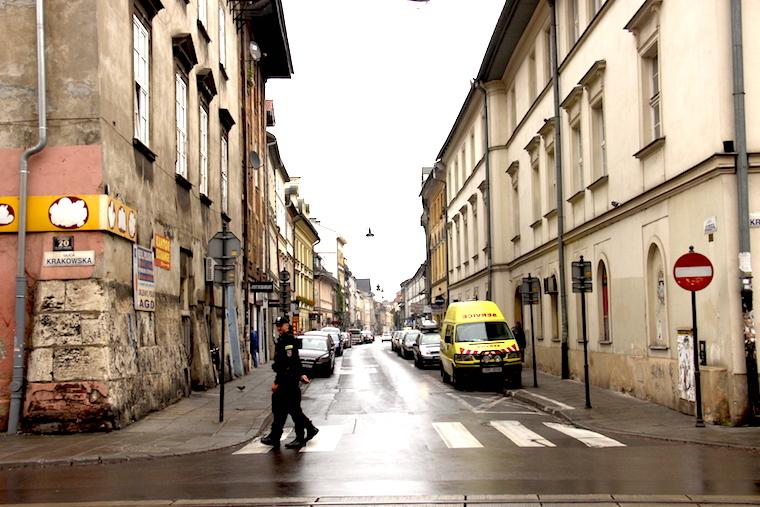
[673, 246, 713, 428]
[572, 256, 593, 409]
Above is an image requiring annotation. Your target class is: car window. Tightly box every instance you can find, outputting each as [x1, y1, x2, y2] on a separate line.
[455, 322, 513, 343]
[301, 337, 328, 351]
[421, 333, 439, 344]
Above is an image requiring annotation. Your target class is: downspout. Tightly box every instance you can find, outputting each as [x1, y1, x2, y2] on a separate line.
[549, 0, 570, 379]
[475, 81, 494, 301]
[240, 29, 251, 365]
[433, 161, 449, 312]
[730, 0, 759, 421]
[9, 0, 48, 434]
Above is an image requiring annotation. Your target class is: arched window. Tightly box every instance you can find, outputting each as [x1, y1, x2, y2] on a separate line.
[597, 260, 610, 342]
[646, 243, 669, 347]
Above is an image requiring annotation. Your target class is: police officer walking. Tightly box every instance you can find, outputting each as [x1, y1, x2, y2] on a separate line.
[260, 316, 319, 449]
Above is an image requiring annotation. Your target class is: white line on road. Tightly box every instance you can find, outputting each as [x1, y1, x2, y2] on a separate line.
[432, 422, 483, 448]
[544, 422, 626, 447]
[489, 420, 556, 447]
[233, 428, 293, 454]
[300, 425, 344, 452]
[523, 392, 576, 410]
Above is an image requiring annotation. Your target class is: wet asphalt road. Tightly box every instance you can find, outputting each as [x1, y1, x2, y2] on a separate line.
[1, 340, 759, 505]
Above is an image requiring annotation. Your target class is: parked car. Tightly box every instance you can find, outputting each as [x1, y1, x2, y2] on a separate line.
[299, 332, 336, 376]
[381, 332, 392, 342]
[340, 331, 351, 349]
[400, 330, 420, 359]
[348, 328, 362, 345]
[391, 330, 402, 352]
[320, 326, 344, 356]
[413, 330, 441, 368]
[361, 330, 374, 344]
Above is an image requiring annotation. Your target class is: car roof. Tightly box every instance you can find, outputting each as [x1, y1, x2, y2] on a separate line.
[303, 331, 331, 337]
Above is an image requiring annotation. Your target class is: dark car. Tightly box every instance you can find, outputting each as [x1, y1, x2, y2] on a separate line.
[413, 331, 441, 368]
[361, 330, 374, 344]
[298, 332, 335, 377]
[400, 330, 420, 359]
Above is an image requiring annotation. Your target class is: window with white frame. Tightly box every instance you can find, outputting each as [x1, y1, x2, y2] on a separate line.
[568, 0, 580, 49]
[198, 0, 207, 29]
[453, 159, 459, 195]
[571, 121, 583, 193]
[218, 1, 226, 69]
[199, 105, 209, 196]
[589, 0, 603, 17]
[471, 197, 479, 258]
[469, 130, 476, 170]
[221, 135, 228, 214]
[133, 15, 150, 145]
[528, 50, 537, 103]
[511, 172, 520, 237]
[509, 86, 517, 133]
[591, 99, 606, 180]
[460, 148, 466, 186]
[462, 209, 469, 262]
[175, 74, 188, 178]
[544, 26, 552, 85]
[645, 44, 662, 140]
[531, 149, 541, 221]
[546, 147, 556, 211]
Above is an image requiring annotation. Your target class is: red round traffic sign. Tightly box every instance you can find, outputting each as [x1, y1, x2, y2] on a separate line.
[673, 251, 713, 291]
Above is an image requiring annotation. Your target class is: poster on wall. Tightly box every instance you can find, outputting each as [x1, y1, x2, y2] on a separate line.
[133, 245, 155, 312]
[677, 330, 695, 402]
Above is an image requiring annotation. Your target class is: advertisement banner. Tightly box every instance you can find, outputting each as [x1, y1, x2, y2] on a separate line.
[133, 245, 155, 311]
[154, 234, 171, 270]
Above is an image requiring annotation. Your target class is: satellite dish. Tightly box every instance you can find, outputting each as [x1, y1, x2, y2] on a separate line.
[366, 228, 374, 237]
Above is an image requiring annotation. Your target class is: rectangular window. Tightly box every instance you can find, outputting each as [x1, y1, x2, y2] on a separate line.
[472, 200, 479, 258]
[511, 175, 520, 237]
[460, 149, 466, 186]
[568, 0, 580, 48]
[462, 214, 469, 262]
[571, 122, 583, 192]
[453, 160, 459, 195]
[589, 0, 602, 17]
[509, 86, 517, 133]
[199, 106, 209, 196]
[529, 50, 537, 103]
[218, 2, 226, 69]
[175, 74, 188, 178]
[221, 135, 229, 214]
[133, 15, 150, 144]
[591, 100, 606, 180]
[544, 27, 552, 85]
[546, 147, 556, 211]
[531, 152, 541, 221]
[470, 131, 476, 170]
[649, 51, 661, 138]
[198, 0, 207, 28]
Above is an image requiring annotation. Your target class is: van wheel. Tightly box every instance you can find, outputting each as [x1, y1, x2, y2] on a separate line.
[441, 367, 451, 384]
[451, 368, 462, 389]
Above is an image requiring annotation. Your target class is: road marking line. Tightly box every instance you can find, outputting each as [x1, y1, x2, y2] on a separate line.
[490, 420, 556, 447]
[525, 392, 576, 410]
[445, 393, 478, 411]
[300, 425, 343, 452]
[544, 422, 626, 447]
[432, 422, 483, 448]
[478, 395, 507, 410]
[233, 429, 292, 454]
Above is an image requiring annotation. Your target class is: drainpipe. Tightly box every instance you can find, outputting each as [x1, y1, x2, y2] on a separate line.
[549, 0, 570, 379]
[474, 81, 494, 301]
[9, 0, 48, 434]
[730, 0, 759, 422]
[433, 160, 449, 312]
[239, 31, 251, 366]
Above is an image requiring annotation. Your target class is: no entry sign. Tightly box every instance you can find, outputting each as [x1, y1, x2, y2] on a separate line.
[674, 249, 713, 292]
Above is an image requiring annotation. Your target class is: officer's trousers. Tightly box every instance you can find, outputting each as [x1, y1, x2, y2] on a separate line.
[269, 383, 313, 440]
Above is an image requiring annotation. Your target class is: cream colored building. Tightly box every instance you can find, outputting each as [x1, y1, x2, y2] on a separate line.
[421, 167, 448, 323]
[440, 0, 759, 424]
[291, 200, 319, 332]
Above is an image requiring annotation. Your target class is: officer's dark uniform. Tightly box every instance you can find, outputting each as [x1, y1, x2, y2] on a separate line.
[265, 327, 317, 447]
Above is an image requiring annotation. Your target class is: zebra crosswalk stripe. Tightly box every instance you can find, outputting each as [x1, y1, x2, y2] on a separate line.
[233, 428, 293, 454]
[433, 422, 483, 448]
[300, 425, 343, 452]
[489, 420, 556, 447]
[544, 422, 626, 447]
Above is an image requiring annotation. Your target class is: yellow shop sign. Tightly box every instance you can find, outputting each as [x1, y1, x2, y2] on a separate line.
[0, 195, 137, 242]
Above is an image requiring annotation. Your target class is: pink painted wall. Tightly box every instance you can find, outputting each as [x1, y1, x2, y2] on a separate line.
[0, 145, 103, 429]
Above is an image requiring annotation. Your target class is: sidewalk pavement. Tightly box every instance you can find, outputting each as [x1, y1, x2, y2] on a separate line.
[508, 368, 760, 450]
[0, 367, 277, 469]
[1, 365, 758, 470]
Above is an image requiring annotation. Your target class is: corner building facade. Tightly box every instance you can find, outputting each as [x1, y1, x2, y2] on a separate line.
[0, 0, 250, 431]
[442, 0, 760, 424]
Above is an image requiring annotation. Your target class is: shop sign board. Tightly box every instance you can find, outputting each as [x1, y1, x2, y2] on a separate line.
[133, 245, 155, 311]
[154, 234, 171, 270]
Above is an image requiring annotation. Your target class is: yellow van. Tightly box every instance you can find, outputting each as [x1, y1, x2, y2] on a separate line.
[439, 300, 522, 387]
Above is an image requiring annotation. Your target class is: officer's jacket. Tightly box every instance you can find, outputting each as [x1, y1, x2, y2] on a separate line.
[272, 331, 303, 386]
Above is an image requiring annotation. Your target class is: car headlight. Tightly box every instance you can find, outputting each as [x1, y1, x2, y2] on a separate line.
[316, 354, 330, 363]
[454, 354, 475, 362]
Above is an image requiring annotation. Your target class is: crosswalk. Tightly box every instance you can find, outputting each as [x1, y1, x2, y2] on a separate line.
[233, 420, 625, 455]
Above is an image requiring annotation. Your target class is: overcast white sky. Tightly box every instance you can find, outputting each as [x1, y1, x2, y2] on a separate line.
[267, 0, 504, 300]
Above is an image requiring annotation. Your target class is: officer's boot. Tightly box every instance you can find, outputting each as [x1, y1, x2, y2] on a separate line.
[260, 434, 281, 447]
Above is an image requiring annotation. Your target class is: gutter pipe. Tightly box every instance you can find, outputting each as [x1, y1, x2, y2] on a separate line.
[474, 81, 494, 301]
[9, 0, 48, 434]
[730, 0, 759, 421]
[549, 0, 570, 379]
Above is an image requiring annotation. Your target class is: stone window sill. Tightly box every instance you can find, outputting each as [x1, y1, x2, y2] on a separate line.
[175, 173, 192, 190]
[634, 136, 666, 160]
[567, 189, 585, 204]
[587, 174, 609, 192]
[599, 340, 612, 345]
[649, 344, 669, 351]
[133, 138, 157, 162]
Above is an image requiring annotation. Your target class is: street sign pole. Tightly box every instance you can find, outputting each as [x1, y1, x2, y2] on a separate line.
[572, 256, 593, 409]
[673, 246, 713, 427]
[528, 274, 538, 388]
